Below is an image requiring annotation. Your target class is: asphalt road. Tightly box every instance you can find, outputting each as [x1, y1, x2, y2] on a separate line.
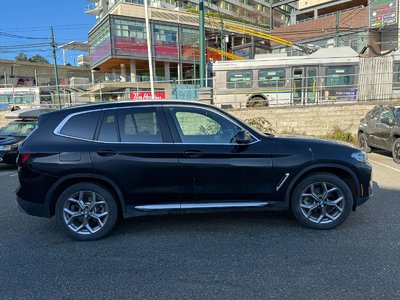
[0, 153, 399, 300]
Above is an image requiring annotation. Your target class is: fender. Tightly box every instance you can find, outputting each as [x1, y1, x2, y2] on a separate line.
[284, 163, 360, 204]
[44, 173, 127, 216]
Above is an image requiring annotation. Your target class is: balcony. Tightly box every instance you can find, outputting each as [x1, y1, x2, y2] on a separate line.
[84, 3, 103, 16]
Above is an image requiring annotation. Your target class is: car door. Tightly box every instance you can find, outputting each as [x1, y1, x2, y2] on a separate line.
[375, 108, 395, 150]
[364, 107, 381, 148]
[90, 106, 181, 207]
[164, 105, 275, 205]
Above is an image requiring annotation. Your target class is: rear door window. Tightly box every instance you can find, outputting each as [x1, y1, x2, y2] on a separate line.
[97, 110, 119, 142]
[60, 111, 101, 140]
[116, 107, 162, 143]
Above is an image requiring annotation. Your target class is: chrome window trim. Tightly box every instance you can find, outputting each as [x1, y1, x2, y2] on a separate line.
[53, 103, 261, 146]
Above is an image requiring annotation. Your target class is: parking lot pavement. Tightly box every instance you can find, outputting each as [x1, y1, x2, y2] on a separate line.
[0, 156, 400, 299]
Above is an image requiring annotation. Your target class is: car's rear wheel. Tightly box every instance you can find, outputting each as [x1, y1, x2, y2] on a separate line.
[55, 183, 118, 241]
[247, 97, 267, 108]
[392, 138, 400, 164]
[358, 132, 371, 153]
[291, 173, 353, 229]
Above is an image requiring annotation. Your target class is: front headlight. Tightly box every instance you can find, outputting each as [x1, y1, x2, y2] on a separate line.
[352, 151, 368, 163]
[0, 145, 13, 151]
[0, 143, 20, 151]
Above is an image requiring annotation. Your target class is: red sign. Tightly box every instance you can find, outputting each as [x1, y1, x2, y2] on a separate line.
[130, 92, 166, 100]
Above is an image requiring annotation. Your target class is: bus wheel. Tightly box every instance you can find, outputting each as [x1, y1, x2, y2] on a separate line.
[247, 97, 267, 108]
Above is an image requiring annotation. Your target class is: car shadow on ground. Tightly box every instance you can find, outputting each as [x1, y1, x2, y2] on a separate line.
[372, 149, 392, 158]
[114, 210, 299, 236]
[0, 163, 17, 170]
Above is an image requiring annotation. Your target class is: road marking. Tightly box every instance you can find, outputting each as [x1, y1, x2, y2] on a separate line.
[9, 173, 18, 177]
[369, 159, 400, 173]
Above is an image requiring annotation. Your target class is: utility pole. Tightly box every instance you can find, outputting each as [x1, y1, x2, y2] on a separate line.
[199, 0, 205, 87]
[51, 27, 61, 109]
[220, 18, 226, 61]
[335, 11, 340, 47]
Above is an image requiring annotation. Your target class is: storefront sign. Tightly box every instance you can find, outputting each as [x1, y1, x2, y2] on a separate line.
[369, 0, 397, 28]
[130, 92, 166, 100]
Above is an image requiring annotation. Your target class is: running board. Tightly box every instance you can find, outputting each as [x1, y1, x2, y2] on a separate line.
[134, 202, 269, 211]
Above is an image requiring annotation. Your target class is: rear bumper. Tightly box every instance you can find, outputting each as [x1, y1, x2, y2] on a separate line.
[16, 195, 52, 218]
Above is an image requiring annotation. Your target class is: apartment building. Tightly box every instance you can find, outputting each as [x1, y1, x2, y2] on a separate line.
[272, 0, 399, 55]
[85, 0, 297, 85]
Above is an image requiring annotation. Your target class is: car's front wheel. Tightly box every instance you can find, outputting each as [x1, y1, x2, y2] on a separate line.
[55, 183, 118, 240]
[291, 173, 353, 229]
[392, 138, 400, 164]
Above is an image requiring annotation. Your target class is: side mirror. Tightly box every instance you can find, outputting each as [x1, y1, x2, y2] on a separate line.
[235, 129, 252, 144]
[381, 117, 393, 126]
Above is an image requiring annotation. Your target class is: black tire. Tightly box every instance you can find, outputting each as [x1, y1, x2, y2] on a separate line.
[247, 97, 267, 108]
[55, 183, 118, 241]
[358, 132, 371, 153]
[392, 138, 400, 164]
[291, 173, 353, 230]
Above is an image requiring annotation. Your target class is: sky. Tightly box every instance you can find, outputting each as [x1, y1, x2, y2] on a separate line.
[0, 0, 95, 65]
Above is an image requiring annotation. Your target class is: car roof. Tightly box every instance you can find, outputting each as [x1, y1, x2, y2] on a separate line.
[5, 108, 55, 120]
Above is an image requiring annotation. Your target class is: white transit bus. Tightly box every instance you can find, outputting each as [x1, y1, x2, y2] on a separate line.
[212, 47, 362, 108]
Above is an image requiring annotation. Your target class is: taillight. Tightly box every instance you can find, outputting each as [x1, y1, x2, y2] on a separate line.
[17, 153, 31, 166]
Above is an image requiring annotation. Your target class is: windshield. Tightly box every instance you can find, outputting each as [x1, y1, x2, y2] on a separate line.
[0, 121, 37, 137]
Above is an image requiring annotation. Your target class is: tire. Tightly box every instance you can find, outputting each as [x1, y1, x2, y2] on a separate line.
[291, 173, 353, 230]
[55, 183, 118, 241]
[358, 132, 371, 153]
[392, 138, 400, 164]
[247, 97, 267, 108]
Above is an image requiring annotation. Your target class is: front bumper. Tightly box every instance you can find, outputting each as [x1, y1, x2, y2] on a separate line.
[0, 150, 17, 164]
[16, 195, 52, 218]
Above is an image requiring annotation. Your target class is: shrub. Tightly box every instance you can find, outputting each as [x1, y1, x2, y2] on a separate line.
[244, 117, 275, 134]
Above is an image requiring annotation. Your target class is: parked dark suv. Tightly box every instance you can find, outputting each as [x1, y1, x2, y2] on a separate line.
[358, 105, 400, 164]
[0, 108, 53, 165]
[16, 101, 373, 240]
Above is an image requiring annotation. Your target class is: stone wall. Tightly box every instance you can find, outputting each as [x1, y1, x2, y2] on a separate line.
[229, 102, 393, 136]
[0, 102, 395, 136]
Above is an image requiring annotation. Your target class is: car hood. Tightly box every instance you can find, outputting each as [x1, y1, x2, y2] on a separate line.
[270, 134, 361, 163]
[0, 135, 24, 146]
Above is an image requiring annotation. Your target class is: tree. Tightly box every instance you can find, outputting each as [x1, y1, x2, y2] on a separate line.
[15, 52, 28, 61]
[28, 55, 49, 64]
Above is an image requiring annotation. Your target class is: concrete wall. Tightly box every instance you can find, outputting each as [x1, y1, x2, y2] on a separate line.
[229, 102, 391, 136]
[0, 111, 9, 128]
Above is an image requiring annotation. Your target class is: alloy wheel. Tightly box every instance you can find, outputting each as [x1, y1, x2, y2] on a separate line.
[62, 191, 109, 235]
[299, 182, 344, 224]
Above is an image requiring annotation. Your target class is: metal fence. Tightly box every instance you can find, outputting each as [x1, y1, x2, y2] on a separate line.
[1, 70, 400, 111]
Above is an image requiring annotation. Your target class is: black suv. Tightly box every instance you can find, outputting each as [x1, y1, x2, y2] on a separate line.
[16, 101, 373, 240]
[358, 105, 400, 164]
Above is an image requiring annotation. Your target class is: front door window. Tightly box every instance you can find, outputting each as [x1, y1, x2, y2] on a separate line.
[168, 107, 242, 144]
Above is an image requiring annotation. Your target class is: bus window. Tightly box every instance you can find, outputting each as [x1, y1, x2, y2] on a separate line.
[226, 70, 253, 89]
[326, 66, 355, 87]
[394, 63, 400, 83]
[258, 68, 285, 87]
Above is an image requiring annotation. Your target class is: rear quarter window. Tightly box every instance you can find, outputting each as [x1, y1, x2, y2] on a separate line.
[59, 111, 101, 140]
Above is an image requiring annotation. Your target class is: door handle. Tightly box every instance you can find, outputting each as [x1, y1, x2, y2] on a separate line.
[97, 149, 117, 157]
[183, 150, 203, 158]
